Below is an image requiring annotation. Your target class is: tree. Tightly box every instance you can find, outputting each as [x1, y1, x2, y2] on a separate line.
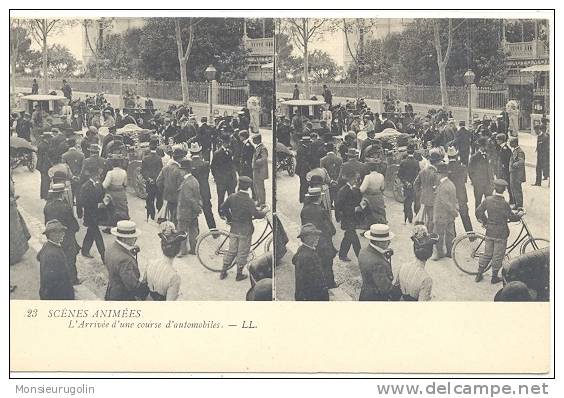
[26, 19, 73, 92]
[304, 50, 339, 82]
[341, 19, 378, 96]
[85, 33, 136, 79]
[284, 18, 332, 98]
[82, 18, 114, 89]
[10, 20, 32, 94]
[433, 19, 453, 109]
[47, 44, 79, 78]
[175, 18, 204, 105]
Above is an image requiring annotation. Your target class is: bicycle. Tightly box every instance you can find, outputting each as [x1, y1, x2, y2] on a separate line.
[195, 206, 273, 272]
[451, 210, 549, 275]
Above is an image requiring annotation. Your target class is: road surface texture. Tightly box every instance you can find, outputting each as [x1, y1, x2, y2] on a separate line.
[275, 132, 550, 301]
[10, 130, 273, 301]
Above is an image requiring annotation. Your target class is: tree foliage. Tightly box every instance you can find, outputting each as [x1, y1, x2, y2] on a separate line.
[46, 44, 79, 77]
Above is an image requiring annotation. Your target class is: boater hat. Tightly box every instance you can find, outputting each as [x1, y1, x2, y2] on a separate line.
[305, 186, 322, 197]
[48, 183, 66, 193]
[189, 142, 202, 153]
[363, 224, 394, 241]
[446, 146, 459, 157]
[111, 220, 141, 238]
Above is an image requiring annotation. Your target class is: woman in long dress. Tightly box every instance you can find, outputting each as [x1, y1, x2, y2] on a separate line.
[142, 222, 185, 301]
[102, 155, 130, 227]
[9, 178, 30, 265]
[358, 160, 387, 229]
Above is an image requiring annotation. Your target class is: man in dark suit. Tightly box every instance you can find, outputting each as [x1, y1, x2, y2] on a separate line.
[61, 138, 84, 206]
[533, 125, 550, 186]
[447, 147, 473, 233]
[37, 220, 75, 300]
[320, 143, 343, 210]
[76, 170, 106, 261]
[80, 144, 106, 185]
[292, 84, 300, 100]
[105, 221, 148, 301]
[475, 179, 522, 283]
[190, 143, 216, 230]
[309, 133, 324, 168]
[398, 144, 421, 224]
[211, 135, 238, 214]
[277, 117, 292, 147]
[301, 187, 338, 289]
[156, 147, 186, 226]
[338, 148, 366, 187]
[251, 134, 269, 207]
[335, 171, 362, 262]
[239, 130, 255, 178]
[141, 138, 163, 221]
[468, 137, 494, 209]
[296, 135, 313, 203]
[509, 137, 526, 209]
[292, 223, 329, 301]
[37, 132, 54, 200]
[177, 159, 202, 256]
[220, 176, 267, 281]
[454, 120, 471, 166]
[433, 162, 458, 259]
[43, 183, 81, 285]
[197, 117, 214, 161]
[495, 133, 513, 204]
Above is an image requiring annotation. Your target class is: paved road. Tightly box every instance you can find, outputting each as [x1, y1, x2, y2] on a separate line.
[275, 161, 550, 301]
[10, 134, 273, 301]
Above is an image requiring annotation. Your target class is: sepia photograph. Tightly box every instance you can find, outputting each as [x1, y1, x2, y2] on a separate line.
[9, 16, 275, 301]
[274, 17, 551, 302]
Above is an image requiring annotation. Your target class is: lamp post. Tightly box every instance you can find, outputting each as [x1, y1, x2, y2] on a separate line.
[205, 64, 217, 121]
[463, 69, 476, 127]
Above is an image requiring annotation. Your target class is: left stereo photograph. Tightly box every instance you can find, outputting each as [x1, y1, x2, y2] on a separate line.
[9, 16, 275, 301]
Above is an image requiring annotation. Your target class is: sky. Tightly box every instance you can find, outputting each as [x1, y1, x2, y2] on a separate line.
[29, 24, 84, 61]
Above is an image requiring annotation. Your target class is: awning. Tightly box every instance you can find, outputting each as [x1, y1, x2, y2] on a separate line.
[521, 65, 550, 72]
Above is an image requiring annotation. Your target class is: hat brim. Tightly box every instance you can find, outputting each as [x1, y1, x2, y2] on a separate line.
[297, 231, 322, 239]
[43, 226, 67, 234]
[110, 228, 141, 238]
[363, 230, 394, 241]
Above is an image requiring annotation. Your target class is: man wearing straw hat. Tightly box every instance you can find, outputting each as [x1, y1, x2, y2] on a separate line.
[37, 219, 75, 300]
[105, 220, 148, 301]
[358, 224, 399, 301]
[292, 223, 329, 301]
[44, 183, 81, 285]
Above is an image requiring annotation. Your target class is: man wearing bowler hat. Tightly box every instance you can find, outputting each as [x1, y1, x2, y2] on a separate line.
[292, 223, 329, 301]
[190, 142, 216, 230]
[211, 134, 238, 214]
[156, 147, 186, 226]
[251, 133, 268, 207]
[454, 120, 471, 166]
[447, 146, 473, 233]
[468, 136, 494, 209]
[219, 176, 268, 281]
[105, 220, 148, 300]
[358, 224, 400, 301]
[176, 159, 202, 256]
[76, 168, 106, 262]
[37, 219, 75, 300]
[296, 134, 313, 203]
[475, 179, 522, 284]
[508, 137, 526, 209]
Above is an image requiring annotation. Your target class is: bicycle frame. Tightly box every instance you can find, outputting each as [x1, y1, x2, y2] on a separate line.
[505, 219, 534, 255]
[251, 217, 273, 251]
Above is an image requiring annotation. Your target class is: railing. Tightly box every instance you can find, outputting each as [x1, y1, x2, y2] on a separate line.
[276, 81, 508, 110]
[505, 39, 549, 60]
[12, 77, 253, 107]
[244, 37, 274, 57]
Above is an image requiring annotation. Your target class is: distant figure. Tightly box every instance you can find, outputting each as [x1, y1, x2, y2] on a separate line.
[31, 78, 39, 94]
[322, 84, 332, 107]
[292, 84, 300, 100]
[61, 79, 72, 101]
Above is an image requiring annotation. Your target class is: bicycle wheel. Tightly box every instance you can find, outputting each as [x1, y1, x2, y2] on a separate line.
[520, 237, 549, 255]
[451, 232, 486, 275]
[196, 229, 234, 272]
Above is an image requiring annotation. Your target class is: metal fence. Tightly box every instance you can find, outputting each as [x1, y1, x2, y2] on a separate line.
[276, 81, 508, 111]
[13, 77, 249, 107]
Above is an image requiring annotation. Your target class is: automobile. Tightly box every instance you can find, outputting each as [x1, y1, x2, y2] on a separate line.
[10, 136, 37, 172]
[20, 94, 68, 123]
[277, 99, 327, 133]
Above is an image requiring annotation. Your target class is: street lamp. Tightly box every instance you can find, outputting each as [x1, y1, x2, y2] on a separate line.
[463, 69, 476, 127]
[205, 65, 217, 121]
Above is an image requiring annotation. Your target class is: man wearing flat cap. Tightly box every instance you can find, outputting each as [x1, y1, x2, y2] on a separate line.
[38, 219, 75, 300]
[44, 183, 81, 285]
[432, 162, 458, 260]
[475, 178, 522, 284]
[219, 176, 268, 281]
[292, 223, 329, 301]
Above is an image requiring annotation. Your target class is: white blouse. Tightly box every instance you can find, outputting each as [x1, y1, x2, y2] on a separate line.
[103, 167, 127, 189]
[144, 256, 181, 300]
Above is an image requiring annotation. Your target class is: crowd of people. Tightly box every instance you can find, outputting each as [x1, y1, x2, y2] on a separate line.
[10, 84, 271, 301]
[280, 101, 550, 302]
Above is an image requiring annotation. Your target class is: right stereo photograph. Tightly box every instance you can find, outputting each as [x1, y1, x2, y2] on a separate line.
[273, 17, 551, 302]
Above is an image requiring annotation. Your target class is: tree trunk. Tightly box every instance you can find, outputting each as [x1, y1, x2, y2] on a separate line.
[96, 56, 100, 92]
[303, 40, 309, 99]
[356, 63, 360, 99]
[438, 62, 449, 109]
[10, 56, 17, 95]
[179, 59, 189, 105]
[42, 23, 48, 94]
